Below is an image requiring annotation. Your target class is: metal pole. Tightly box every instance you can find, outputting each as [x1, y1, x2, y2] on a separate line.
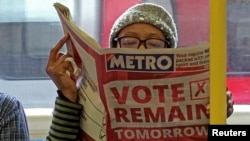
[210, 0, 227, 124]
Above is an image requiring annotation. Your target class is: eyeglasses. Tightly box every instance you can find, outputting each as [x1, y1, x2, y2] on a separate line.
[114, 36, 171, 49]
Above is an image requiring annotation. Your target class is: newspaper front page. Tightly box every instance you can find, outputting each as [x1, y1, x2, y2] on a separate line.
[54, 3, 210, 141]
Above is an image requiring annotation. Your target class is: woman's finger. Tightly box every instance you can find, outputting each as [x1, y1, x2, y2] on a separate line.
[47, 33, 69, 65]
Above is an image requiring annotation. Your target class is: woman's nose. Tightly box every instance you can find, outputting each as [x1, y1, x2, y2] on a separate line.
[137, 43, 146, 49]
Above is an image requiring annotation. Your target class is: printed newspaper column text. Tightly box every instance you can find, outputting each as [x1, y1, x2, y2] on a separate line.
[208, 125, 250, 139]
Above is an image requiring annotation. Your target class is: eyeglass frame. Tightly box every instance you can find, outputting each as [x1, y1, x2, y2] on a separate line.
[113, 36, 171, 49]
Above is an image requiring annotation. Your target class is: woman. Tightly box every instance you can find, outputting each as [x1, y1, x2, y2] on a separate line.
[46, 3, 234, 141]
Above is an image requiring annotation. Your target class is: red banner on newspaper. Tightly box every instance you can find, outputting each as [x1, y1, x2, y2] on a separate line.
[54, 3, 210, 141]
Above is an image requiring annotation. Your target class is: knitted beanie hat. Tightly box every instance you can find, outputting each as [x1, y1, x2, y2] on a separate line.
[109, 3, 178, 48]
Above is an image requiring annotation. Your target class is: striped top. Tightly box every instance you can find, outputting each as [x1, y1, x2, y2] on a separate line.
[46, 96, 82, 141]
[0, 92, 30, 141]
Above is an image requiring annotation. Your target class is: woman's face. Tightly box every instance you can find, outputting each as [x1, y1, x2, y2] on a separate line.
[116, 23, 165, 49]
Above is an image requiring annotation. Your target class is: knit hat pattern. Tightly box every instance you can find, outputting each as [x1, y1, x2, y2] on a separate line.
[109, 3, 178, 48]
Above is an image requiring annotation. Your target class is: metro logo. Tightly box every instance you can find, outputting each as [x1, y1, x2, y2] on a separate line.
[106, 54, 174, 72]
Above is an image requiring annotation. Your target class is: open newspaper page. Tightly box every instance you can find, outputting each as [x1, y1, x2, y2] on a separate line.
[54, 3, 210, 141]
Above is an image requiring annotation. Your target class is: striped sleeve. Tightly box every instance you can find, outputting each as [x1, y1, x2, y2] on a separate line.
[46, 97, 82, 141]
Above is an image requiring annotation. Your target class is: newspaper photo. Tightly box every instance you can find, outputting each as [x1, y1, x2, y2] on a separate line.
[54, 2, 210, 141]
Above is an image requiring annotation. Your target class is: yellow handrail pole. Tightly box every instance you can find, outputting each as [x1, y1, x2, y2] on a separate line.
[210, 0, 227, 124]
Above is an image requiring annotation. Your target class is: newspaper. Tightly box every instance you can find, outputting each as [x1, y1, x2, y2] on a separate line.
[54, 2, 210, 141]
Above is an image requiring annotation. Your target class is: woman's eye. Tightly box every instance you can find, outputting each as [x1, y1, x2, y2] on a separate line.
[122, 41, 137, 46]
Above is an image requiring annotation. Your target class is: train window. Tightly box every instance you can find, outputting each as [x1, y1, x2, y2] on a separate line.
[227, 0, 250, 104]
[227, 0, 250, 72]
[0, 0, 101, 108]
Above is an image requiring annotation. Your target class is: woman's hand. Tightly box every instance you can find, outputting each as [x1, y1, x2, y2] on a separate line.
[206, 89, 234, 118]
[226, 90, 234, 118]
[46, 33, 78, 102]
